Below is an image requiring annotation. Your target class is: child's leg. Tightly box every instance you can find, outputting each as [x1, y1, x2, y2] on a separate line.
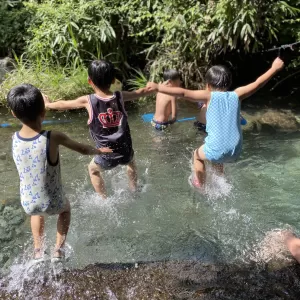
[193, 145, 207, 187]
[198, 104, 207, 124]
[31, 215, 45, 258]
[88, 159, 107, 199]
[127, 160, 138, 192]
[54, 200, 71, 258]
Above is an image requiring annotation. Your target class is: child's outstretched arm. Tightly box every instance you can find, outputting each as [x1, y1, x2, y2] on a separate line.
[43, 95, 89, 111]
[52, 131, 112, 155]
[235, 57, 284, 101]
[121, 85, 157, 102]
[149, 83, 210, 103]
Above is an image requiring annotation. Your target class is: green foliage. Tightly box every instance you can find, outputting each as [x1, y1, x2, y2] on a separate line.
[0, 59, 92, 105]
[120, 0, 300, 85]
[127, 69, 148, 90]
[0, 0, 300, 94]
[0, 0, 31, 57]
[24, 0, 116, 67]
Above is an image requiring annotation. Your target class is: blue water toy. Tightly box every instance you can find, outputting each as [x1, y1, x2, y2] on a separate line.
[142, 113, 195, 123]
[0, 120, 72, 128]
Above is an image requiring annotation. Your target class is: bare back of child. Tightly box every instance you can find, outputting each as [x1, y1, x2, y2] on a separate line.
[152, 70, 181, 131]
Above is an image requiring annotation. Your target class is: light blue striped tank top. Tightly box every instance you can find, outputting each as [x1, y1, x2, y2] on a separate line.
[204, 91, 242, 163]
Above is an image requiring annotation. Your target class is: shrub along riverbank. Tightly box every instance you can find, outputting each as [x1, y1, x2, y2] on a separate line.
[0, 0, 300, 106]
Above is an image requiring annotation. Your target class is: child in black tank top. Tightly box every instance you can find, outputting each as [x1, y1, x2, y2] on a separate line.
[45, 60, 157, 199]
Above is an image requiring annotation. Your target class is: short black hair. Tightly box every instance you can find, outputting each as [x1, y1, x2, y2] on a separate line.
[163, 69, 180, 81]
[7, 84, 45, 123]
[205, 65, 232, 90]
[88, 60, 116, 90]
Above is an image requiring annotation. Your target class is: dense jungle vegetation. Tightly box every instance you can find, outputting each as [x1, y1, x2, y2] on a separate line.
[0, 0, 300, 104]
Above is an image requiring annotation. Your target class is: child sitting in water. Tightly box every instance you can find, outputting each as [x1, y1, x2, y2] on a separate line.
[151, 70, 181, 131]
[148, 57, 284, 190]
[44, 60, 156, 199]
[8, 84, 111, 261]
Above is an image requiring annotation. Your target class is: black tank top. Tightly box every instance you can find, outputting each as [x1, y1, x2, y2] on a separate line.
[88, 92, 132, 155]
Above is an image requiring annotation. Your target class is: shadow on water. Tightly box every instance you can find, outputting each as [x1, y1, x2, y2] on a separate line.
[1, 259, 300, 299]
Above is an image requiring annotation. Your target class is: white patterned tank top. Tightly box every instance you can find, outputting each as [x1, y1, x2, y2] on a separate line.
[12, 130, 66, 215]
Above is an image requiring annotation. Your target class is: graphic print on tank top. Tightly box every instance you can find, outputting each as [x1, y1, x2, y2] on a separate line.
[98, 107, 123, 128]
[12, 130, 65, 215]
[88, 91, 133, 154]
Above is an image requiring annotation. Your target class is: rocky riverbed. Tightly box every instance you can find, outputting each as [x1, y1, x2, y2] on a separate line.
[0, 202, 27, 270]
[1, 260, 300, 299]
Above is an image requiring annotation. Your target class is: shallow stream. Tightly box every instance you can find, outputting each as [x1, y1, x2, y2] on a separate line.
[0, 101, 300, 297]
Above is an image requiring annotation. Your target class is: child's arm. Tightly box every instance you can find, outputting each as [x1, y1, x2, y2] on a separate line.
[235, 57, 284, 101]
[52, 131, 112, 155]
[150, 83, 210, 103]
[44, 95, 89, 111]
[121, 86, 157, 102]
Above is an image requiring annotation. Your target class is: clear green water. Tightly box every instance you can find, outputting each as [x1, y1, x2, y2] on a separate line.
[0, 103, 300, 272]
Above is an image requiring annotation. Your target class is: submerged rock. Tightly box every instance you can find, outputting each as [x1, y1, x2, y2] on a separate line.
[1, 260, 300, 299]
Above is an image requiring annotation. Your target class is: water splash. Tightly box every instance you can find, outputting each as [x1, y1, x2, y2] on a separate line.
[249, 229, 294, 264]
[1, 239, 73, 297]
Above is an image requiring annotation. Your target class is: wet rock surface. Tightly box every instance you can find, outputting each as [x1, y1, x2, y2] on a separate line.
[0, 202, 27, 269]
[242, 109, 300, 134]
[1, 260, 300, 299]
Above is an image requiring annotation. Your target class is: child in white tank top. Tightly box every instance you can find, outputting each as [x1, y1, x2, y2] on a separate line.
[8, 84, 111, 262]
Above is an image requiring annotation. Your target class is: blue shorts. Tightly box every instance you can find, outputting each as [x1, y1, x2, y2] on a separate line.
[93, 149, 134, 170]
[203, 144, 242, 164]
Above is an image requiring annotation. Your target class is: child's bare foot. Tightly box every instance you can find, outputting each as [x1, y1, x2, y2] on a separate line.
[52, 247, 65, 262]
[189, 175, 206, 194]
[34, 248, 42, 260]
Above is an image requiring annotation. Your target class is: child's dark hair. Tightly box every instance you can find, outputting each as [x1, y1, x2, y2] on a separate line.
[205, 65, 232, 90]
[163, 69, 180, 81]
[88, 60, 116, 90]
[7, 84, 45, 123]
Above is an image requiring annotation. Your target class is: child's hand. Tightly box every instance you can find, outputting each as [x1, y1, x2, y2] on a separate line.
[42, 93, 50, 104]
[99, 147, 113, 154]
[146, 82, 158, 91]
[272, 57, 284, 71]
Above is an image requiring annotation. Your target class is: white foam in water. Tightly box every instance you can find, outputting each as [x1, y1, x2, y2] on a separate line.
[188, 158, 233, 201]
[106, 288, 118, 300]
[2, 239, 74, 296]
[249, 229, 293, 264]
[205, 170, 233, 200]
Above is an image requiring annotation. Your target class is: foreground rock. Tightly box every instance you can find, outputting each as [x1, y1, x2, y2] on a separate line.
[1, 260, 300, 299]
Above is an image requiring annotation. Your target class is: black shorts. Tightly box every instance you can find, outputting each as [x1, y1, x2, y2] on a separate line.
[194, 121, 206, 133]
[93, 149, 134, 170]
